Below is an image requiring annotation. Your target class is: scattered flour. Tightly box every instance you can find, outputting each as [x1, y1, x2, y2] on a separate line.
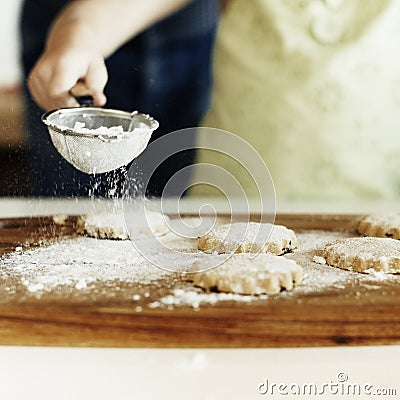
[153, 288, 262, 310]
[0, 237, 167, 294]
[313, 255, 326, 265]
[0, 227, 398, 308]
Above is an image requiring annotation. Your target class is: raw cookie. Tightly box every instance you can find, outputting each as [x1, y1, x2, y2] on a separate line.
[322, 237, 400, 273]
[358, 213, 400, 239]
[198, 222, 297, 255]
[189, 253, 303, 295]
[77, 211, 169, 240]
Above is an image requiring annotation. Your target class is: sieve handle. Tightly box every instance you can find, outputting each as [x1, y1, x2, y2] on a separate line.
[69, 82, 94, 107]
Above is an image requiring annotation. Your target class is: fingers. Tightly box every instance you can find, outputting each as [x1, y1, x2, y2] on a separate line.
[27, 51, 108, 111]
[28, 75, 80, 110]
[28, 56, 79, 110]
[85, 58, 108, 107]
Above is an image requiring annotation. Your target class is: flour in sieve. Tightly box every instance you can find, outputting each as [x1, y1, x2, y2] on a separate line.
[59, 121, 127, 136]
[53, 122, 152, 174]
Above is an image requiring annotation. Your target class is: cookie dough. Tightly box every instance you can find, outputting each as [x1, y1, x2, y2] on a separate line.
[358, 213, 400, 240]
[189, 253, 303, 295]
[322, 237, 400, 273]
[198, 222, 297, 255]
[77, 211, 169, 240]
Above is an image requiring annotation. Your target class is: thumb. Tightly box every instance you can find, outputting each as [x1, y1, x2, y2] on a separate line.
[85, 57, 108, 106]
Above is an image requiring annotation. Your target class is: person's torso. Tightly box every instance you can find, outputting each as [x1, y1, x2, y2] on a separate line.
[199, 0, 400, 200]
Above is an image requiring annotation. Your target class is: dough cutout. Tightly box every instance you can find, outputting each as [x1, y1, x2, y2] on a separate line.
[358, 213, 400, 240]
[198, 222, 297, 255]
[322, 237, 400, 273]
[77, 211, 169, 240]
[189, 253, 303, 295]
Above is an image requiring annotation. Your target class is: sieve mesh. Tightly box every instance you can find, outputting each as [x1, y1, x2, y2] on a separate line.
[42, 108, 159, 174]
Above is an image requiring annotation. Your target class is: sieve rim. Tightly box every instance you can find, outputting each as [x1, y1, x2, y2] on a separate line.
[41, 107, 159, 138]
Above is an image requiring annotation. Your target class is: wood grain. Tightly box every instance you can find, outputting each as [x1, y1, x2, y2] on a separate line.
[1, 213, 400, 348]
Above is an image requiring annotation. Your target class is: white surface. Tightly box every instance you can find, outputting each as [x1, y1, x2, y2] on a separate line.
[0, 0, 23, 86]
[0, 197, 121, 218]
[0, 347, 399, 400]
[0, 198, 399, 400]
[0, 197, 399, 218]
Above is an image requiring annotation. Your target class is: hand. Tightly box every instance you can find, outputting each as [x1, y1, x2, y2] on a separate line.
[27, 0, 192, 111]
[28, 35, 108, 111]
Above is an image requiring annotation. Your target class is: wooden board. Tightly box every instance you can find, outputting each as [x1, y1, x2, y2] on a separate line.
[1, 213, 400, 348]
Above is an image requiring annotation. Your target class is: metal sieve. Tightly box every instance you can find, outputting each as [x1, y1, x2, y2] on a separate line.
[41, 107, 159, 174]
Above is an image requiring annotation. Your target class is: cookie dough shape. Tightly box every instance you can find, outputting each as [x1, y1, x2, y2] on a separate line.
[189, 253, 303, 295]
[322, 237, 400, 273]
[358, 213, 400, 240]
[77, 211, 169, 240]
[198, 222, 297, 255]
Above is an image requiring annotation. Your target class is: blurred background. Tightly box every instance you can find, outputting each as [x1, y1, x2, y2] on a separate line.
[3, 0, 400, 200]
[0, 0, 31, 196]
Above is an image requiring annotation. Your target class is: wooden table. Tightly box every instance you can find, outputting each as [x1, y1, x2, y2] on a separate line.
[1, 213, 399, 348]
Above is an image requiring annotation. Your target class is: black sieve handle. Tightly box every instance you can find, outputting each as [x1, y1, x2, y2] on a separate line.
[69, 82, 94, 107]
